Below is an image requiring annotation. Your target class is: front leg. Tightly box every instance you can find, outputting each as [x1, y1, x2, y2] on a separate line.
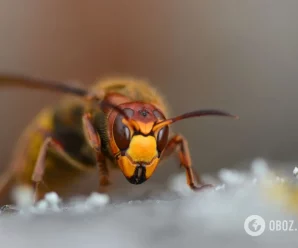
[161, 134, 213, 191]
[82, 113, 110, 192]
[32, 135, 90, 201]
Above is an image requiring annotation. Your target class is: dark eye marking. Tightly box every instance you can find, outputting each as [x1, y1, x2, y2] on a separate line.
[156, 126, 169, 153]
[113, 108, 134, 150]
[153, 109, 169, 153]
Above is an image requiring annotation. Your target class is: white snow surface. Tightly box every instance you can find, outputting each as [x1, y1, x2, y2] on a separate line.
[0, 158, 298, 247]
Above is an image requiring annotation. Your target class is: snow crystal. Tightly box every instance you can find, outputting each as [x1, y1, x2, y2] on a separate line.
[85, 192, 110, 208]
[11, 185, 34, 209]
[218, 168, 247, 185]
[251, 158, 270, 178]
[44, 192, 61, 205]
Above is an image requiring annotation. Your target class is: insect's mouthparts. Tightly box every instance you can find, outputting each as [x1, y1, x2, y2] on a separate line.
[127, 164, 147, 185]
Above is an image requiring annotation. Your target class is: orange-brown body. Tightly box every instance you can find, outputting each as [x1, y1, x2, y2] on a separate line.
[0, 74, 236, 204]
[7, 78, 170, 199]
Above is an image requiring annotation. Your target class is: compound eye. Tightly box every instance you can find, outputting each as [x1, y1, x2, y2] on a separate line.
[156, 126, 169, 152]
[153, 109, 169, 152]
[113, 108, 134, 150]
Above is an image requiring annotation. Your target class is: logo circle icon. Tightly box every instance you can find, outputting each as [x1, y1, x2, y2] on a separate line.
[244, 215, 266, 236]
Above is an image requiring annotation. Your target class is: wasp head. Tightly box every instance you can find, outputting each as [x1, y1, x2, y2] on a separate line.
[106, 101, 238, 185]
[108, 102, 169, 184]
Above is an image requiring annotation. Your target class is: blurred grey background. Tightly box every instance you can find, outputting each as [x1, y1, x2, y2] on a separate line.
[0, 0, 298, 198]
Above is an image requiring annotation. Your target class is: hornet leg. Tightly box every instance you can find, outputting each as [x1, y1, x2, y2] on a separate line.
[161, 134, 213, 191]
[32, 136, 70, 201]
[82, 113, 110, 193]
[31, 133, 96, 202]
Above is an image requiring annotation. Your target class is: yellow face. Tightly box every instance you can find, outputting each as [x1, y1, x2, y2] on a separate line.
[117, 135, 160, 184]
[109, 104, 169, 184]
